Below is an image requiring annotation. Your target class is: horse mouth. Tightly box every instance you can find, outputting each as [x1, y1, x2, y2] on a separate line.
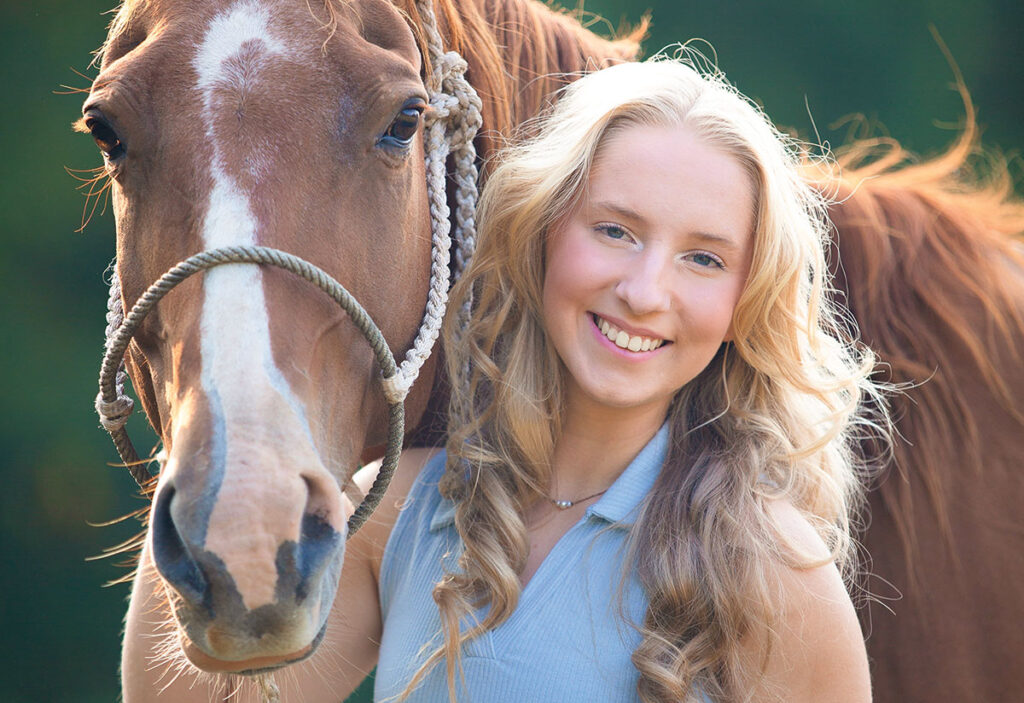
[179, 621, 328, 674]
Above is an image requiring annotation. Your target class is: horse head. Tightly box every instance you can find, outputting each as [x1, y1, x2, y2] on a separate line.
[82, 0, 443, 672]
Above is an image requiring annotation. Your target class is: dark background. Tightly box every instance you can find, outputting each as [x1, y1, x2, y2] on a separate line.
[1, 0, 1020, 700]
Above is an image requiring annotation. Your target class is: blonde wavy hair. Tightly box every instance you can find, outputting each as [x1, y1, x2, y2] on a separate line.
[410, 55, 887, 702]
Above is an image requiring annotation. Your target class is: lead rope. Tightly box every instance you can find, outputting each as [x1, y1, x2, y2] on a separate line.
[416, 0, 481, 402]
[384, 0, 482, 400]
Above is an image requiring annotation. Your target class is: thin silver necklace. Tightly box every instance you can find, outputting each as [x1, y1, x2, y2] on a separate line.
[547, 489, 608, 510]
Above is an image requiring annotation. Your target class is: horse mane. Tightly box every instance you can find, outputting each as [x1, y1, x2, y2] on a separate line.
[809, 100, 1024, 572]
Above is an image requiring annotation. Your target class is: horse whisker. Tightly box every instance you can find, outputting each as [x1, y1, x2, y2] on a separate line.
[70, 168, 114, 232]
[64, 164, 105, 181]
[55, 83, 93, 95]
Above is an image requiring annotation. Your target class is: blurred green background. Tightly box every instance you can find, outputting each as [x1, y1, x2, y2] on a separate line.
[1, 0, 1019, 700]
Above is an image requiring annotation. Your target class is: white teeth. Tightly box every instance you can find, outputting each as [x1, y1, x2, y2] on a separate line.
[594, 315, 665, 353]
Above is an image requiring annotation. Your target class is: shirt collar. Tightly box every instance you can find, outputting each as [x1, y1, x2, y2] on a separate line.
[430, 490, 457, 532]
[585, 422, 669, 527]
[429, 422, 670, 532]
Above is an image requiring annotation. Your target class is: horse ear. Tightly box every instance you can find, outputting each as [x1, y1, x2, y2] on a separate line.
[125, 343, 163, 438]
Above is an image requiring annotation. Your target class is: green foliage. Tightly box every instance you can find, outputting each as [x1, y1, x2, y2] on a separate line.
[1, 0, 1018, 699]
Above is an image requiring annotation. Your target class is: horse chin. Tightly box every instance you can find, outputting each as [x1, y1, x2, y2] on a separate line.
[165, 562, 340, 676]
[178, 620, 327, 675]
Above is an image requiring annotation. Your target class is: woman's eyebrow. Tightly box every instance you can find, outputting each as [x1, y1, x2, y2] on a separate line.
[691, 231, 743, 252]
[592, 200, 647, 224]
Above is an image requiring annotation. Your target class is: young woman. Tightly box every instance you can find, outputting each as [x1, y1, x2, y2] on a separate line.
[367, 57, 884, 703]
[124, 57, 884, 703]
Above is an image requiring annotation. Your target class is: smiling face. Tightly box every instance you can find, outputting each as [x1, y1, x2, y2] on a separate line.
[542, 124, 756, 425]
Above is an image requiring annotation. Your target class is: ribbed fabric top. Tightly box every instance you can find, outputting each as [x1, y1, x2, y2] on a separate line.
[375, 425, 683, 702]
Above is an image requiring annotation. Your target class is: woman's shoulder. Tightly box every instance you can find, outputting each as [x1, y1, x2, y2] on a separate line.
[742, 498, 870, 702]
[762, 498, 832, 562]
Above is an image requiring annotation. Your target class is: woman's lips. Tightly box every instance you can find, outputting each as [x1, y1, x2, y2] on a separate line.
[591, 313, 667, 353]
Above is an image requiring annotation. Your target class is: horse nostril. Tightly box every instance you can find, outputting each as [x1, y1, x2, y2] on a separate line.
[295, 512, 340, 597]
[280, 475, 343, 603]
[150, 484, 209, 606]
[301, 473, 342, 528]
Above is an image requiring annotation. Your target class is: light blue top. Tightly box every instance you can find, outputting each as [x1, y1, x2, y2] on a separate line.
[375, 425, 688, 702]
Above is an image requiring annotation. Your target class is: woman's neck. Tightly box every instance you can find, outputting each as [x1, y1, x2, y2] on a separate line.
[548, 389, 669, 499]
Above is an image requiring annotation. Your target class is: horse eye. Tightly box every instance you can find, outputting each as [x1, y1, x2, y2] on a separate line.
[85, 115, 125, 160]
[378, 105, 423, 149]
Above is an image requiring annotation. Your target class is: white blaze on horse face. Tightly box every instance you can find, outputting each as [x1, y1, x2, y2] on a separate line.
[189, 1, 328, 612]
[193, 1, 285, 97]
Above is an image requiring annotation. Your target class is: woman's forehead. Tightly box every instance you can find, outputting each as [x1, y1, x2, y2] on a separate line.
[583, 124, 755, 243]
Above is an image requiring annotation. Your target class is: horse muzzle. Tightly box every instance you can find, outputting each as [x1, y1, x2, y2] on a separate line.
[148, 416, 347, 670]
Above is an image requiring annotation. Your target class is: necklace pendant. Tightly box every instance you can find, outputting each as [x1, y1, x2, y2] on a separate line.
[554, 499, 573, 509]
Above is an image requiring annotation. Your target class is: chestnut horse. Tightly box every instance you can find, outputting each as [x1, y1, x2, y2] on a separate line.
[79, 0, 1023, 700]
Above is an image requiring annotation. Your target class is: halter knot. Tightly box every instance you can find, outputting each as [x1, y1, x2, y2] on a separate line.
[385, 0, 482, 399]
[380, 372, 410, 405]
[428, 51, 468, 100]
[95, 394, 134, 432]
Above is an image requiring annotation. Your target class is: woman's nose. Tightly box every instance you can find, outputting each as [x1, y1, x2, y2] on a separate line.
[614, 252, 672, 314]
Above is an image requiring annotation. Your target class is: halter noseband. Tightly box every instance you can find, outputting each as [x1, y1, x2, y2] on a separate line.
[94, 0, 482, 538]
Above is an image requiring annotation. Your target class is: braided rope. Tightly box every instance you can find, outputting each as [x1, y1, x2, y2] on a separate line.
[383, 0, 482, 399]
[95, 0, 480, 538]
[418, 0, 480, 277]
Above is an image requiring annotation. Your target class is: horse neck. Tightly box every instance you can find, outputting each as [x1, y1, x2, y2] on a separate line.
[815, 131, 1024, 570]
[413, 0, 644, 154]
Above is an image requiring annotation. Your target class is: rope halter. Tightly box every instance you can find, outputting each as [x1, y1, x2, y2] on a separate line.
[94, 0, 482, 538]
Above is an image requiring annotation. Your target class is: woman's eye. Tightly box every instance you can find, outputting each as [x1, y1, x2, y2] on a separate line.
[378, 104, 424, 149]
[86, 116, 125, 160]
[597, 224, 630, 241]
[688, 252, 725, 269]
